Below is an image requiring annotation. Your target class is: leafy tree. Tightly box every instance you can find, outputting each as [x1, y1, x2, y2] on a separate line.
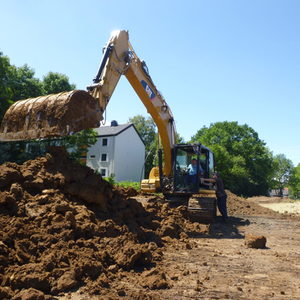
[60, 129, 98, 161]
[176, 132, 185, 143]
[42, 72, 75, 94]
[129, 115, 184, 145]
[0, 52, 44, 121]
[9, 64, 43, 101]
[191, 121, 273, 196]
[0, 52, 14, 120]
[0, 53, 76, 122]
[129, 115, 157, 177]
[129, 115, 185, 178]
[271, 154, 294, 196]
[129, 115, 156, 147]
[289, 164, 300, 199]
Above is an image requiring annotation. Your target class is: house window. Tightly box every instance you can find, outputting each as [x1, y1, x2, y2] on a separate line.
[100, 168, 107, 177]
[101, 153, 107, 162]
[102, 138, 108, 146]
[90, 155, 96, 158]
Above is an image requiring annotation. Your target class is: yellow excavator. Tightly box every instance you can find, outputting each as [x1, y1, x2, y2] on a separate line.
[0, 30, 217, 222]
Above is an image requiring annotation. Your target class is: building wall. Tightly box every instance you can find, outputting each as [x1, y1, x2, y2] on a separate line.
[114, 126, 145, 182]
[86, 136, 115, 177]
[86, 125, 145, 181]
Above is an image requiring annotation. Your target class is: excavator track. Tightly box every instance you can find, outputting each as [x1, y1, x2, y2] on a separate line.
[0, 90, 102, 141]
[188, 194, 217, 223]
[164, 191, 217, 223]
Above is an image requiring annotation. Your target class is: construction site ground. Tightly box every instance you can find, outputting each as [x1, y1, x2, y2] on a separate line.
[0, 149, 300, 299]
[121, 202, 300, 300]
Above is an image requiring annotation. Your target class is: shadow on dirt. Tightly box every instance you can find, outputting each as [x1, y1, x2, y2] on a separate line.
[209, 216, 250, 239]
[190, 216, 250, 239]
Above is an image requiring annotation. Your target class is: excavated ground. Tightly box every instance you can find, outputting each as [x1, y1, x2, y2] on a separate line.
[0, 148, 209, 299]
[0, 149, 299, 299]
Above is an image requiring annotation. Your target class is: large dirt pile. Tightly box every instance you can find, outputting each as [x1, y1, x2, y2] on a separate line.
[226, 191, 281, 217]
[0, 148, 208, 299]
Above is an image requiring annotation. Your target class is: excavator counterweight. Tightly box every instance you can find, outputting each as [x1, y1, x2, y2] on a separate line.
[0, 90, 102, 141]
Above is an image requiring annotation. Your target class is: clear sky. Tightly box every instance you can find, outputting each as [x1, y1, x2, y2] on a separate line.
[1, 0, 299, 165]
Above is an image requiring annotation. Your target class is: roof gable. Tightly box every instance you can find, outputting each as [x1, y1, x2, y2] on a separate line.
[95, 123, 145, 145]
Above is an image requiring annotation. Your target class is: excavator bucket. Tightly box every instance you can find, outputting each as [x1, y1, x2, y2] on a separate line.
[0, 90, 102, 141]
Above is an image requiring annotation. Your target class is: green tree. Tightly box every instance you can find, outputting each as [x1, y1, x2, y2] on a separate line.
[271, 154, 294, 196]
[129, 115, 157, 177]
[289, 164, 300, 199]
[191, 121, 273, 196]
[129, 115, 185, 178]
[0, 52, 14, 120]
[0, 52, 44, 121]
[0, 54, 76, 122]
[129, 115, 156, 147]
[61, 129, 98, 161]
[42, 72, 75, 94]
[10, 64, 43, 101]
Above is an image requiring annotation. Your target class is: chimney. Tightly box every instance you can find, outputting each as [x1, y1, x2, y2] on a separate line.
[110, 120, 118, 127]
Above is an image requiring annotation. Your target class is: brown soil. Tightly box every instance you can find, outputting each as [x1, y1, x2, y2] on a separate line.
[1, 149, 300, 299]
[244, 234, 267, 249]
[226, 191, 282, 217]
[0, 90, 101, 141]
[0, 147, 208, 299]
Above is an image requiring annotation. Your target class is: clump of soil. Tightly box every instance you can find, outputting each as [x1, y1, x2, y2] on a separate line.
[0, 147, 208, 298]
[245, 234, 267, 249]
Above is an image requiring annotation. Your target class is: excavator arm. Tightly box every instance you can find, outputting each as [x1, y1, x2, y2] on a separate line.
[87, 30, 176, 176]
[0, 30, 176, 177]
[0, 30, 218, 221]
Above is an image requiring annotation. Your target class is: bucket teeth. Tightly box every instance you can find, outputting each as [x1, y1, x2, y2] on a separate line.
[0, 90, 102, 141]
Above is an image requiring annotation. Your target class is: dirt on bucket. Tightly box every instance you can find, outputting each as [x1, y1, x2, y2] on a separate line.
[0, 90, 102, 141]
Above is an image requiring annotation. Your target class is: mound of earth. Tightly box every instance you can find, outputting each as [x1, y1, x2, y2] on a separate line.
[0, 147, 208, 299]
[226, 191, 281, 217]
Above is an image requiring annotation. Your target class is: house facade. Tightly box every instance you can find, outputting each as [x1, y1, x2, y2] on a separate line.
[269, 187, 289, 197]
[86, 122, 145, 182]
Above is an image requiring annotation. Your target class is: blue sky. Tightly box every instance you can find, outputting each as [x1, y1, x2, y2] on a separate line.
[1, 0, 299, 165]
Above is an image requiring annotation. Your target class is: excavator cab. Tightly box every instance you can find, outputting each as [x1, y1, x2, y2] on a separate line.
[158, 143, 217, 222]
[172, 144, 215, 194]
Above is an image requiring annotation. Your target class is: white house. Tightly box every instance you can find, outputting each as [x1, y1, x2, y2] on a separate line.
[86, 121, 145, 182]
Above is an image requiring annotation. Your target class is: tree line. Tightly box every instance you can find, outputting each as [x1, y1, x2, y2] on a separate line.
[129, 116, 299, 198]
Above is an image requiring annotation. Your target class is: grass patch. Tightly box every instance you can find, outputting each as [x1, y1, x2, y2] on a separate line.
[102, 174, 140, 191]
[116, 181, 140, 191]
